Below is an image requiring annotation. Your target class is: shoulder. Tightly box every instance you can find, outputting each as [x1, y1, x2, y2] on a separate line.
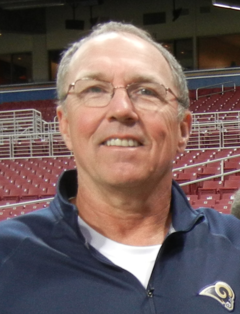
[0, 206, 57, 236]
[196, 207, 240, 245]
[0, 207, 57, 265]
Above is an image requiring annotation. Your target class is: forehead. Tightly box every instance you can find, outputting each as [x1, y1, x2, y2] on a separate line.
[67, 32, 173, 84]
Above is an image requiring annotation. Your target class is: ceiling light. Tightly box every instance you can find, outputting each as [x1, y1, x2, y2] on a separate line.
[212, 0, 240, 10]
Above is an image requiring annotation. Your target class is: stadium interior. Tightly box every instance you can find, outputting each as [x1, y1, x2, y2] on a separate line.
[1, 0, 240, 219]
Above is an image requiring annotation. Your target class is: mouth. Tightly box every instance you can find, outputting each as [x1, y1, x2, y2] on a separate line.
[103, 138, 142, 147]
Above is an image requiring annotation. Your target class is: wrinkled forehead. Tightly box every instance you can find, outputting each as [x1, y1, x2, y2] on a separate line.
[67, 32, 174, 85]
[70, 32, 154, 62]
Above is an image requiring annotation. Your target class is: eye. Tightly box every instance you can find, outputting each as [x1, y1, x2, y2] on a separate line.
[131, 84, 162, 99]
[128, 83, 167, 104]
[137, 87, 157, 97]
[83, 84, 107, 94]
[75, 80, 110, 95]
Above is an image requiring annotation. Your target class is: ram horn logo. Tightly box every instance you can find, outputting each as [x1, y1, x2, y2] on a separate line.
[199, 281, 235, 311]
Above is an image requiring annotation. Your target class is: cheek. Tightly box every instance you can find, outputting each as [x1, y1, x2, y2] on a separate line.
[67, 106, 104, 147]
[149, 110, 179, 144]
[149, 114, 180, 164]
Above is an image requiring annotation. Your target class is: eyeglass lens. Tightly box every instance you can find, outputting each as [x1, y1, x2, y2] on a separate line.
[71, 79, 169, 109]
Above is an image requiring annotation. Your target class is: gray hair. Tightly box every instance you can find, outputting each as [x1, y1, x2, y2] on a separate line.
[56, 21, 189, 118]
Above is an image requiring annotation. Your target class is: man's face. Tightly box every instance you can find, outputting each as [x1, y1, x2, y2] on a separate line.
[57, 32, 191, 192]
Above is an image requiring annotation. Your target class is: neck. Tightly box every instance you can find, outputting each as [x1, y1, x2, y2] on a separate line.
[72, 179, 172, 246]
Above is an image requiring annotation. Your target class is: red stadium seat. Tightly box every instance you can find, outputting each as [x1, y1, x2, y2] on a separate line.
[20, 187, 41, 201]
[2, 187, 21, 202]
[219, 180, 240, 197]
[224, 161, 240, 171]
[213, 203, 231, 214]
[197, 166, 221, 179]
[176, 173, 197, 194]
[198, 181, 223, 197]
[199, 194, 221, 202]
[192, 199, 216, 209]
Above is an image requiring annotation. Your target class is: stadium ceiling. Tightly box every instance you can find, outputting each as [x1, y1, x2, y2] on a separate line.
[0, 0, 104, 34]
[0, 0, 239, 11]
[0, 0, 103, 10]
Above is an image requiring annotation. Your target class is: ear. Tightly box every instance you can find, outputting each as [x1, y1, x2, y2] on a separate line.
[57, 105, 73, 151]
[177, 110, 192, 153]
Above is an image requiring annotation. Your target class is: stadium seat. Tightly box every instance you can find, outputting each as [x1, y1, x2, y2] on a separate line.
[221, 193, 235, 201]
[214, 203, 231, 214]
[197, 166, 221, 179]
[20, 187, 41, 201]
[224, 161, 240, 171]
[176, 173, 197, 194]
[198, 181, 223, 197]
[0, 210, 12, 221]
[186, 194, 199, 206]
[192, 199, 216, 209]
[199, 194, 221, 201]
[219, 180, 240, 197]
[2, 187, 21, 202]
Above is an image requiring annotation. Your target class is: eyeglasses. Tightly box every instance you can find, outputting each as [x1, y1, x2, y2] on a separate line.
[63, 78, 180, 110]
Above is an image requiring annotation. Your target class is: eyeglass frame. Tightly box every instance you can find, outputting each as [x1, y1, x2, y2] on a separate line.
[61, 77, 182, 109]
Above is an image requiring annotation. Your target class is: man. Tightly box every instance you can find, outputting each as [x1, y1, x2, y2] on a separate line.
[0, 22, 240, 313]
[231, 189, 240, 219]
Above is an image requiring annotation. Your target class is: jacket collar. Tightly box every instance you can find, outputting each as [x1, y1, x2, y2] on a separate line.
[51, 169, 203, 236]
[51, 169, 80, 237]
[171, 180, 204, 232]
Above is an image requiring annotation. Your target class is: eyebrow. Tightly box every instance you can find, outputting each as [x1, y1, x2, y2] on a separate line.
[76, 72, 109, 82]
[127, 74, 162, 84]
[76, 73, 164, 86]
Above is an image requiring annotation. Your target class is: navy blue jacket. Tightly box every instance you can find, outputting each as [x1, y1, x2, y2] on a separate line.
[0, 169, 240, 313]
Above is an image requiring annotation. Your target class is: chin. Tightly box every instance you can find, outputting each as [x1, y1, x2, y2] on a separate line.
[104, 173, 149, 189]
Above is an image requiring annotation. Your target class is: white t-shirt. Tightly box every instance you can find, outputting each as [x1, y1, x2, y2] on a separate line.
[78, 216, 161, 288]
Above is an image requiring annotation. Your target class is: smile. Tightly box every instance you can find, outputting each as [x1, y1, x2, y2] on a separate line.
[104, 138, 141, 147]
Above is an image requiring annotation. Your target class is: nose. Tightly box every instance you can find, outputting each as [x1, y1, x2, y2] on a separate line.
[106, 87, 139, 123]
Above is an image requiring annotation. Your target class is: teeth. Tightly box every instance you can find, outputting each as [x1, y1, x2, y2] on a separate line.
[105, 138, 140, 147]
